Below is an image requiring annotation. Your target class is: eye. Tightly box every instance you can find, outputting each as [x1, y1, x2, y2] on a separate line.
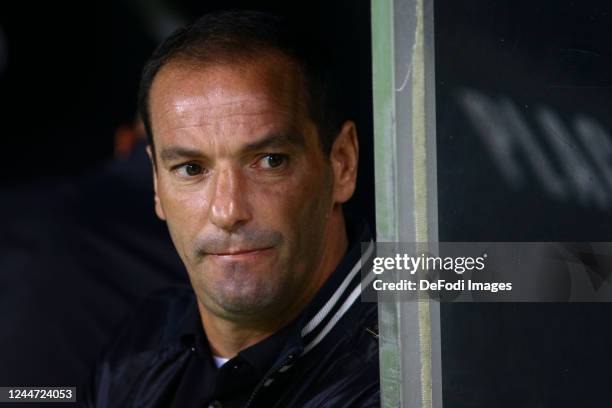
[175, 162, 206, 177]
[258, 154, 288, 169]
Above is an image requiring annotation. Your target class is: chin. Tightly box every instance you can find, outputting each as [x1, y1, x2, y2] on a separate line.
[200, 278, 283, 317]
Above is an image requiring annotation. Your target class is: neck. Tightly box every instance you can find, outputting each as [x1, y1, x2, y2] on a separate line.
[200, 208, 349, 358]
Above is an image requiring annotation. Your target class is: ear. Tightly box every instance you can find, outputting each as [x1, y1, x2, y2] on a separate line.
[146, 145, 167, 220]
[330, 120, 359, 205]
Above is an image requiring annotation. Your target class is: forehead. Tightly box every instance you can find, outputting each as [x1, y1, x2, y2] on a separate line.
[149, 54, 309, 139]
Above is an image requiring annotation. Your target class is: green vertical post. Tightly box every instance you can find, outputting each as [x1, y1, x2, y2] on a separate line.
[372, 0, 442, 407]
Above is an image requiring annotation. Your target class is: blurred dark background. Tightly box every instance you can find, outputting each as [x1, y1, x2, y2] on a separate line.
[436, 0, 612, 407]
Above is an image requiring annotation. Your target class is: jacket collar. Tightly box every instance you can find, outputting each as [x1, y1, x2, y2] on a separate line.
[295, 221, 374, 355]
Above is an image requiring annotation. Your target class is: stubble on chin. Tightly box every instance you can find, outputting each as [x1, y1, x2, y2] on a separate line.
[190, 258, 291, 321]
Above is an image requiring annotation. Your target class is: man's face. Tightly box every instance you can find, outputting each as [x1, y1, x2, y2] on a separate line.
[148, 54, 354, 323]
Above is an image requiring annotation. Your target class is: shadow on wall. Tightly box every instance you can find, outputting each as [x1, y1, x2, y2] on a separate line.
[460, 89, 612, 211]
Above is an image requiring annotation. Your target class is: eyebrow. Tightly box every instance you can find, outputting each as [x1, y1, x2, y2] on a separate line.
[241, 132, 305, 153]
[158, 132, 305, 164]
[159, 146, 205, 163]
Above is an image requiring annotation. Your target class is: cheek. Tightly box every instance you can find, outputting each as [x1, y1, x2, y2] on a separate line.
[157, 181, 210, 251]
[253, 168, 333, 238]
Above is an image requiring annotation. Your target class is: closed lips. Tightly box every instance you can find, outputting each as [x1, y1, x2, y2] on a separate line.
[212, 248, 271, 255]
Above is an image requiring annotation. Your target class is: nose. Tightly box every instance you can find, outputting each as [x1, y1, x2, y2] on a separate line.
[209, 166, 251, 231]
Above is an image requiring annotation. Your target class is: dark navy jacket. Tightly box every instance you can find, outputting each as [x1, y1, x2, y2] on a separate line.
[87, 226, 378, 407]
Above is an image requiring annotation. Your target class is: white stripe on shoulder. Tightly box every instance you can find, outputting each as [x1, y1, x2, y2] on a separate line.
[301, 240, 374, 338]
[302, 283, 362, 354]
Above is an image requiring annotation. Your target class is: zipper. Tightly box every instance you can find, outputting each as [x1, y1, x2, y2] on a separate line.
[243, 350, 299, 408]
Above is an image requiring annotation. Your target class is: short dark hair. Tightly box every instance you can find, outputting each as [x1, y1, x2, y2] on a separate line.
[138, 10, 343, 157]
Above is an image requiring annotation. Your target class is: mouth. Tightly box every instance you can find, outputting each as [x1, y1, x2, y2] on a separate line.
[208, 247, 274, 261]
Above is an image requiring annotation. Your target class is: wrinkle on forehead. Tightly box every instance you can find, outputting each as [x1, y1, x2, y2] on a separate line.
[150, 55, 309, 139]
[170, 95, 293, 123]
[155, 100, 298, 138]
